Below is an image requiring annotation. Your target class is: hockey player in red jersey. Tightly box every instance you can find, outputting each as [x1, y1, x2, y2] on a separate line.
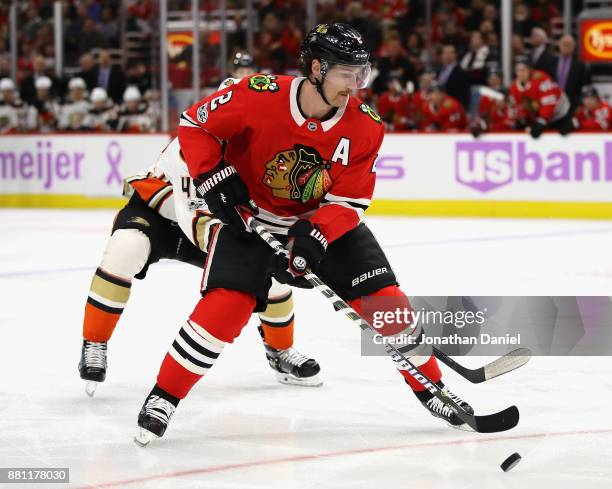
[575, 85, 612, 132]
[509, 56, 575, 138]
[376, 75, 411, 131]
[78, 73, 323, 396]
[135, 23, 473, 445]
[420, 83, 467, 132]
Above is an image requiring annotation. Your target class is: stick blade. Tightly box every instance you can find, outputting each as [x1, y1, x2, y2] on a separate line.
[483, 348, 532, 382]
[472, 405, 520, 433]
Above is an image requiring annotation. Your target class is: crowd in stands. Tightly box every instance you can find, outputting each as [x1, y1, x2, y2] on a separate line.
[1, 0, 610, 134]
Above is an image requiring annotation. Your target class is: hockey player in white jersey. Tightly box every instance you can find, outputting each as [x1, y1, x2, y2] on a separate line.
[58, 77, 90, 131]
[0, 78, 37, 133]
[83, 88, 118, 132]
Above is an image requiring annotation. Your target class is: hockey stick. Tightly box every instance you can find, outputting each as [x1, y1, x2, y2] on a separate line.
[249, 219, 519, 434]
[433, 347, 531, 384]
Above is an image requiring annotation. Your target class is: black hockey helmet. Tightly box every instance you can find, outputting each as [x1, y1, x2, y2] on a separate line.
[232, 51, 255, 69]
[581, 85, 599, 99]
[299, 23, 372, 104]
[300, 23, 370, 69]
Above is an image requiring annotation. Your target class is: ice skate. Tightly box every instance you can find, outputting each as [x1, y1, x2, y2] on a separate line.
[414, 382, 474, 429]
[134, 386, 179, 446]
[78, 340, 107, 397]
[264, 342, 322, 387]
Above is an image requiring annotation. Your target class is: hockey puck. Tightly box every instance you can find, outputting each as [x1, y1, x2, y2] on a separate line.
[500, 452, 522, 472]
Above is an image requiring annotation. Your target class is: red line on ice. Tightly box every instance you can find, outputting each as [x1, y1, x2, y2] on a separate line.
[74, 427, 612, 488]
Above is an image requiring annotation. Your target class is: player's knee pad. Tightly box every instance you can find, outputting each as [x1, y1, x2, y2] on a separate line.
[190, 288, 256, 343]
[100, 228, 151, 279]
[268, 277, 291, 299]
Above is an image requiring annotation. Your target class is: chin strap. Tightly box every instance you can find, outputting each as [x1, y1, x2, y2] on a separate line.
[308, 75, 332, 106]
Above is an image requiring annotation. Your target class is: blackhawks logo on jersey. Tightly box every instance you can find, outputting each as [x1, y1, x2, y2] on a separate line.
[359, 103, 382, 123]
[248, 74, 280, 93]
[263, 145, 332, 203]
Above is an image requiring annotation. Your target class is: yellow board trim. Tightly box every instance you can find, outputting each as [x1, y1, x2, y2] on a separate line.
[368, 200, 612, 219]
[2, 194, 612, 219]
[0, 194, 126, 208]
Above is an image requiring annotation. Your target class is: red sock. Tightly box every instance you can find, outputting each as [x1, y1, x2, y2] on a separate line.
[350, 285, 442, 392]
[156, 288, 256, 399]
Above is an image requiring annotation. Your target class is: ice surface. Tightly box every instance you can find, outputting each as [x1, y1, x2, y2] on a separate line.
[1, 209, 611, 488]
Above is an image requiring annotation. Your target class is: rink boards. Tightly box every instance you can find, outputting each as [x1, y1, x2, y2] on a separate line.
[1, 132, 611, 218]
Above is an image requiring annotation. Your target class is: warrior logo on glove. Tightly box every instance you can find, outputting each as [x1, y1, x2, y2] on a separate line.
[292, 256, 308, 272]
[263, 144, 333, 203]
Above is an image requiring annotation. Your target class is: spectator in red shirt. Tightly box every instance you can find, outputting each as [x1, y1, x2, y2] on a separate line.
[575, 85, 612, 132]
[420, 83, 467, 132]
[377, 75, 411, 131]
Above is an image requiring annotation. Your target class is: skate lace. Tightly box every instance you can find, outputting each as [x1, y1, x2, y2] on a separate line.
[441, 386, 466, 408]
[83, 341, 107, 369]
[426, 396, 456, 418]
[145, 396, 175, 425]
[278, 348, 309, 367]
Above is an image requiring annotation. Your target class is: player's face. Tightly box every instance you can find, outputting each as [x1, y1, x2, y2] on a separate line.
[325, 63, 371, 90]
[71, 88, 85, 101]
[36, 88, 50, 99]
[233, 67, 256, 79]
[126, 100, 139, 112]
[584, 96, 597, 110]
[515, 65, 530, 83]
[429, 90, 443, 105]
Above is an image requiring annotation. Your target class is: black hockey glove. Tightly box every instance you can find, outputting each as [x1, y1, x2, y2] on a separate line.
[194, 163, 258, 232]
[470, 119, 486, 138]
[513, 118, 528, 130]
[285, 220, 328, 276]
[529, 118, 547, 139]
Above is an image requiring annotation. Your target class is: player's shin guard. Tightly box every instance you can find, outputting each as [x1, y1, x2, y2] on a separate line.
[82, 229, 150, 342]
[349, 285, 443, 390]
[155, 289, 255, 400]
[83, 268, 132, 342]
[350, 285, 472, 427]
[157, 319, 226, 399]
[258, 286, 295, 350]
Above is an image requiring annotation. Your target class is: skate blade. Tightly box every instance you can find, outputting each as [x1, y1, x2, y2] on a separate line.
[85, 381, 99, 397]
[134, 428, 158, 447]
[275, 371, 323, 387]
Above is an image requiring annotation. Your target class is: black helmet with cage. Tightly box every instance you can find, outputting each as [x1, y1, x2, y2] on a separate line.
[299, 23, 372, 105]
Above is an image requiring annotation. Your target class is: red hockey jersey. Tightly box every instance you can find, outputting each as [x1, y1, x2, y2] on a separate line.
[419, 95, 467, 132]
[178, 74, 385, 243]
[575, 101, 612, 131]
[377, 91, 410, 130]
[478, 96, 515, 131]
[509, 70, 570, 123]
